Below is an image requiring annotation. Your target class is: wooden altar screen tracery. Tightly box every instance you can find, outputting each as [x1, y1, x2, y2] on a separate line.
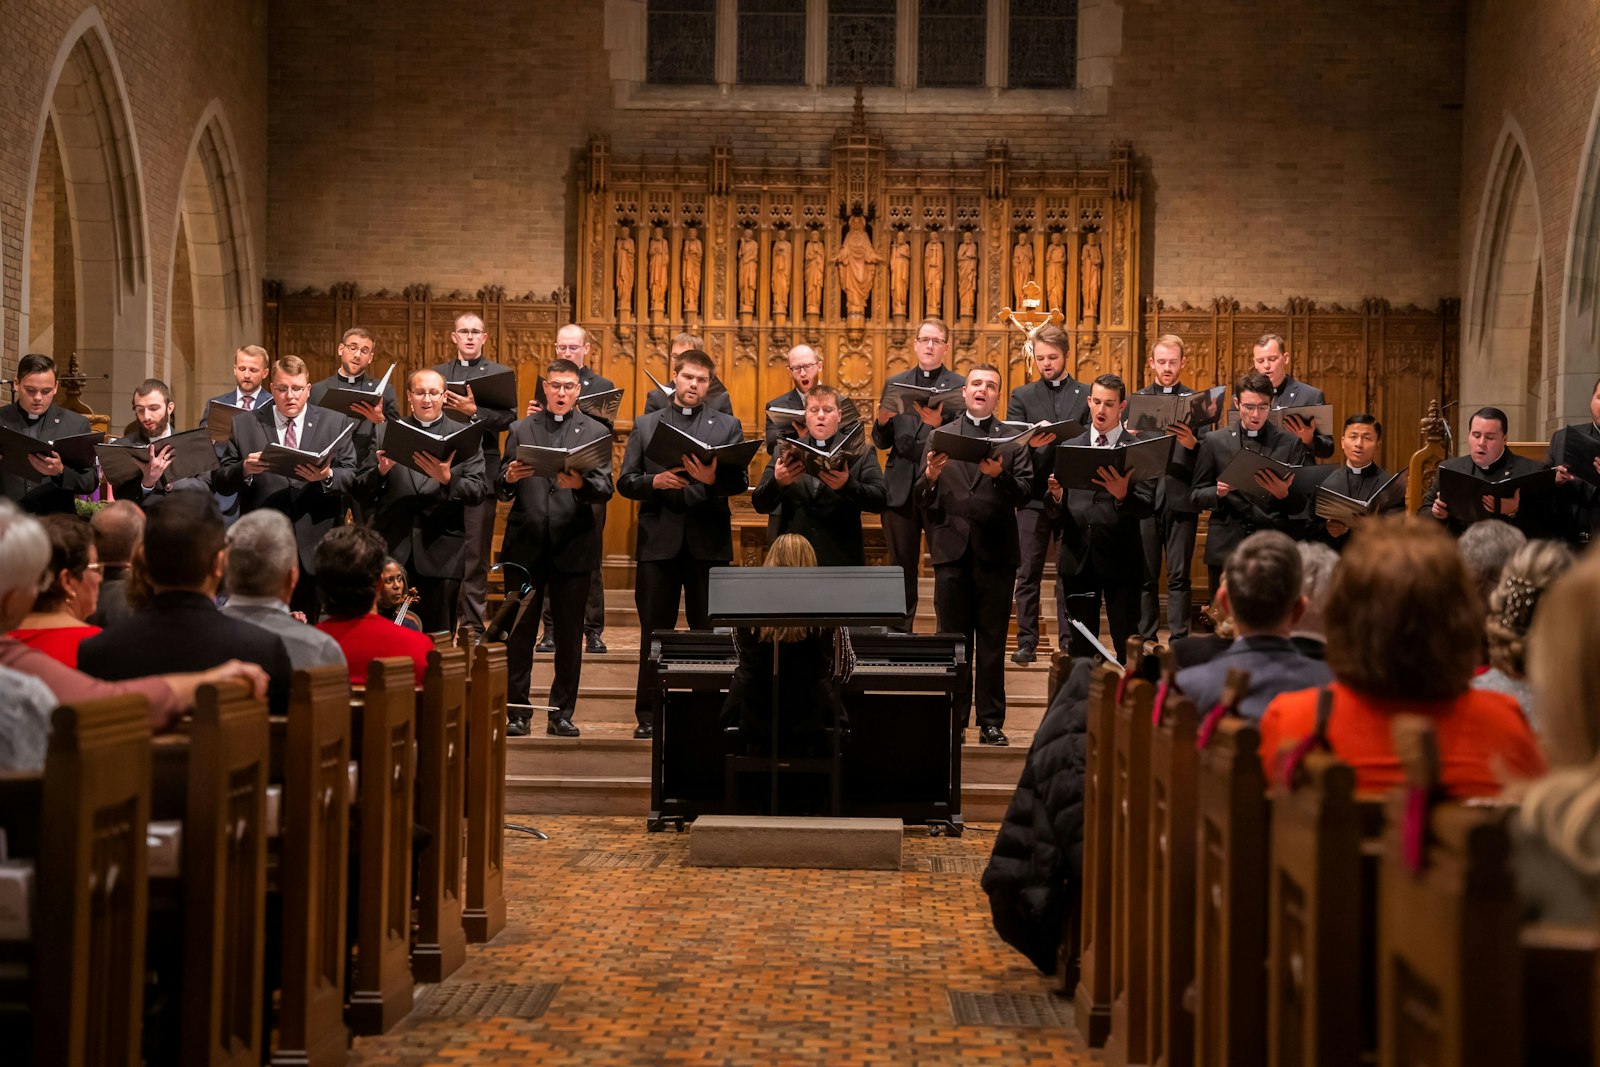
[579, 122, 1144, 574]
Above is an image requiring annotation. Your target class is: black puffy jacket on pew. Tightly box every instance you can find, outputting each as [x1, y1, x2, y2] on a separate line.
[981, 657, 1091, 974]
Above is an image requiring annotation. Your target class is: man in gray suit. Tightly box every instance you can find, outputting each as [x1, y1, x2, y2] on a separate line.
[220, 509, 346, 671]
[1174, 529, 1332, 719]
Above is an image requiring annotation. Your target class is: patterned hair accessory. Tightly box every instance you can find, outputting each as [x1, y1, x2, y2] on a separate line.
[1499, 574, 1542, 633]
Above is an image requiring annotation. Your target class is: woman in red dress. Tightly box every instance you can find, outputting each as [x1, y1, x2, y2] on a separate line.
[8, 513, 103, 668]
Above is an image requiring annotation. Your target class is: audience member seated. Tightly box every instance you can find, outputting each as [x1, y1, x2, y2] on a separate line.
[220, 510, 347, 671]
[1290, 541, 1338, 660]
[78, 489, 293, 713]
[315, 525, 435, 687]
[1459, 518, 1526, 615]
[86, 499, 144, 628]
[377, 557, 424, 632]
[0, 500, 267, 768]
[1513, 551, 1600, 924]
[8, 513, 103, 667]
[1175, 531, 1333, 718]
[720, 535, 850, 761]
[1259, 518, 1545, 798]
[1472, 539, 1572, 735]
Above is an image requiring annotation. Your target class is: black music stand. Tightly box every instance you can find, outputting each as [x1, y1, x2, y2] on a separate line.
[706, 566, 906, 816]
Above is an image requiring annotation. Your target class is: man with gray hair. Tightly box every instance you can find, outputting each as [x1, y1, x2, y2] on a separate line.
[1458, 518, 1527, 611]
[1291, 541, 1339, 660]
[221, 510, 347, 670]
[1174, 530, 1332, 719]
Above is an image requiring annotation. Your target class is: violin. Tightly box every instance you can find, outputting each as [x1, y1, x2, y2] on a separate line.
[393, 586, 420, 630]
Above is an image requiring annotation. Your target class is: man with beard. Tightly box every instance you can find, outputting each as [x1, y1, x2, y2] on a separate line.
[753, 383, 886, 566]
[1134, 334, 1203, 640]
[0, 353, 97, 514]
[109, 379, 201, 503]
[198, 344, 271, 523]
[359, 368, 488, 636]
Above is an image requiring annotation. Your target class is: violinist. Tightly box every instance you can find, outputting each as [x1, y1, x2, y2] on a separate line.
[378, 557, 423, 632]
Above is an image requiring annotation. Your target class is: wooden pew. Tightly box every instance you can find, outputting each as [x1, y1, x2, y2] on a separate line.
[413, 648, 469, 983]
[1146, 656, 1200, 1067]
[464, 642, 509, 943]
[1193, 715, 1269, 1067]
[347, 657, 417, 1036]
[0, 696, 152, 1065]
[1106, 645, 1155, 1067]
[1074, 660, 1122, 1046]
[269, 666, 352, 1067]
[146, 680, 271, 1067]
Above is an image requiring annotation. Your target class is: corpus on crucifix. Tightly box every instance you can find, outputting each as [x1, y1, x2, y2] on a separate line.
[997, 279, 1066, 383]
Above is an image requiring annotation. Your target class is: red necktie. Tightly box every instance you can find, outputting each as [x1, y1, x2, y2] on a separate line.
[283, 419, 297, 449]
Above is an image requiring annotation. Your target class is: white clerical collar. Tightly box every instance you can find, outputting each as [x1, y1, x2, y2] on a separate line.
[814, 437, 830, 450]
[337, 370, 362, 384]
[551, 412, 566, 423]
[679, 406, 695, 416]
[1244, 428, 1261, 439]
[1160, 385, 1177, 394]
[1045, 376, 1064, 389]
[416, 416, 445, 430]
[1347, 463, 1371, 474]
[965, 411, 990, 428]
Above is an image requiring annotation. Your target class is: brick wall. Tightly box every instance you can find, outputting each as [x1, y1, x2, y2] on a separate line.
[0, 0, 268, 381]
[267, 0, 1465, 309]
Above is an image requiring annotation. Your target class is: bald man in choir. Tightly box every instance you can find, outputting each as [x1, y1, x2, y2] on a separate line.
[0, 353, 97, 515]
[1421, 405, 1556, 539]
[753, 384, 886, 566]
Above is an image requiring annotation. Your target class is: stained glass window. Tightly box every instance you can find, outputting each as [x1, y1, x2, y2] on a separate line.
[918, 0, 986, 89]
[1008, 0, 1076, 89]
[647, 0, 717, 85]
[739, 0, 807, 85]
[828, 0, 896, 87]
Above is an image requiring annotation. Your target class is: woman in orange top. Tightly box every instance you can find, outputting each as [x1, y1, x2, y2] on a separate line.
[8, 513, 103, 668]
[1258, 517, 1544, 799]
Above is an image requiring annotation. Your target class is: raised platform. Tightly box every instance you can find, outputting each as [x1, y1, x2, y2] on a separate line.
[687, 815, 904, 870]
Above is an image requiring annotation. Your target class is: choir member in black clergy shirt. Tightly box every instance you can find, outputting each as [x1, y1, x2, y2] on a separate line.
[1047, 374, 1155, 663]
[1308, 413, 1403, 550]
[752, 383, 887, 566]
[1421, 405, 1556, 539]
[309, 327, 400, 522]
[497, 359, 614, 739]
[618, 349, 749, 739]
[1545, 378, 1600, 547]
[0, 353, 97, 515]
[641, 332, 734, 416]
[1252, 332, 1335, 460]
[358, 368, 487, 636]
[536, 324, 618, 655]
[915, 363, 1033, 747]
[433, 312, 518, 635]
[212, 354, 359, 620]
[874, 317, 965, 633]
[197, 344, 270, 524]
[1190, 371, 1311, 598]
[1003, 324, 1088, 663]
[1135, 334, 1203, 641]
[110, 379, 201, 505]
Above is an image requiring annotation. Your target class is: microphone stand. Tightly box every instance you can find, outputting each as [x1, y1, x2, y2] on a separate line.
[483, 563, 549, 841]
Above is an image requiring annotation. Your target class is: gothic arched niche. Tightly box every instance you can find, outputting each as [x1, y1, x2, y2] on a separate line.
[21, 12, 150, 417]
[1559, 87, 1600, 422]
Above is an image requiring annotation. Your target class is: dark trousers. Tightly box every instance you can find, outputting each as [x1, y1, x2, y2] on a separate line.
[632, 550, 717, 724]
[1139, 509, 1198, 640]
[1063, 561, 1143, 663]
[933, 559, 1014, 731]
[882, 502, 925, 632]
[541, 568, 605, 637]
[506, 563, 590, 717]
[1012, 506, 1055, 650]
[456, 496, 496, 631]
[412, 574, 460, 636]
[291, 568, 321, 623]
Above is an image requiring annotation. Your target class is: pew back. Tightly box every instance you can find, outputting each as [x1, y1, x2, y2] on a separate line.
[1073, 662, 1122, 1047]
[464, 643, 509, 943]
[1147, 680, 1199, 1067]
[413, 648, 469, 983]
[1106, 674, 1155, 1067]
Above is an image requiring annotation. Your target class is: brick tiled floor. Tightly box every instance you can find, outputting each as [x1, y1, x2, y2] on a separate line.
[351, 816, 1095, 1065]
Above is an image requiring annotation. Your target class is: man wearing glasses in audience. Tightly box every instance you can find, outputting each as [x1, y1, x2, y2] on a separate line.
[433, 313, 517, 637]
[310, 327, 399, 522]
[874, 318, 964, 632]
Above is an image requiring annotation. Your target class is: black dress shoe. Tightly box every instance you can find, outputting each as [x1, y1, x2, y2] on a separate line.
[1011, 645, 1036, 665]
[506, 715, 531, 738]
[535, 634, 556, 653]
[633, 722, 654, 740]
[547, 717, 580, 737]
[979, 725, 1009, 746]
[585, 633, 608, 654]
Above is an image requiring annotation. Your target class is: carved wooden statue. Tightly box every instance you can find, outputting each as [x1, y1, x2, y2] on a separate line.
[681, 227, 703, 315]
[1045, 231, 1066, 314]
[614, 230, 635, 318]
[957, 230, 979, 320]
[835, 214, 880, 317]
[737, 228, 759, 315]
[1012, 231, 1035, 310]
[648, 227, 669, 314]
[924, 233, 944, 318]
[890, 230, 911, 317]
[1081, 230, 1103, 323]
[804, 229, 825, 316]
[770, 230, 792, 316]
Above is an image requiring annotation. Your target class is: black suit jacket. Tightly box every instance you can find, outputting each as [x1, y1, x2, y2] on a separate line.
[1007, 375, 1089, 511]
[1190, 423, 1310, 565]
[215, 404, 359, 572]
[1272, 375, 1335, 459]
[1051, 429, 1157, 576]
[618, 405, 748, 562]
[643, 380, 733, 417]
[914, 415, 1034, 567]
[78, 590, 294, 714]
[359, 417, 489, 578]
[764, 387, 805, 456]
[0, 402, 96, 514]
[751, 435, 887, 566]
[1546, 424, 1600, 545]
[434, 357, 517, 465]
[1418, 450, 1556, 539]
[496, 410, 615, 574]
[1308, 462, 1402, 549]
[1133, 381, 1201, 514]
[309, 370, 400, 469]
[874, 365, 966, 509]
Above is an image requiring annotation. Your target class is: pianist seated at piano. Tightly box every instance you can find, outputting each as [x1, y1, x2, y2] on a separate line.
[720, 535, 852, 760]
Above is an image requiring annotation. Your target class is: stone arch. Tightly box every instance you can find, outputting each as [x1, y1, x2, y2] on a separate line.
[166, 103, 258, 419]
[1462, 120, 1545, 439]
[20, 8, 151, 416]
[1558, 86, 1600, 420]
